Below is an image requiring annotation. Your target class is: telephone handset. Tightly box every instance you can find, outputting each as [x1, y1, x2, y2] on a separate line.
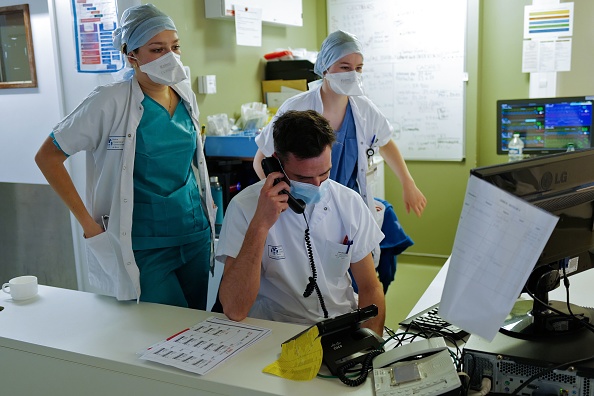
[261, 157, 306, 214]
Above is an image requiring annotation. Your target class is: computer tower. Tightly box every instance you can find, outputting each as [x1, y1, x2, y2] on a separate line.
[462, 331, 594, 396]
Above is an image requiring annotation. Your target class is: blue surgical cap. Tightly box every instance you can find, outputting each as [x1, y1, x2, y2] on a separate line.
[112, 4, 177, 52]
[314, 30, 363, 77]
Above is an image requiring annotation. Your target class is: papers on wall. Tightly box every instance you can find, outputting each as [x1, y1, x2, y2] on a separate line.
[522, 38, 572, 73]
[72, 0, 123, 73]
[439, 175, 558, 341]
[523, 3, 574, 39]
[235, 6, 263, 47]
[522, 3, 574, 73]
[139, 317, 271, 375]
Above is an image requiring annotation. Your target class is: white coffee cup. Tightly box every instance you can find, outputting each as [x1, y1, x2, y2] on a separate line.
[2, 275, 38, 300]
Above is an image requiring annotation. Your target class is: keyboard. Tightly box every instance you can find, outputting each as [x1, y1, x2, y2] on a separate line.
[399, 303, 469, 340]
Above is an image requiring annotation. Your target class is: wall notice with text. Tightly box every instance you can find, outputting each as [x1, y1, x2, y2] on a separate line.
[327, 0, 467, 161]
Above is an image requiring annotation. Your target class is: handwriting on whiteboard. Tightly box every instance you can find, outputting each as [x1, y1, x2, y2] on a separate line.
[327, 0, 467, 161]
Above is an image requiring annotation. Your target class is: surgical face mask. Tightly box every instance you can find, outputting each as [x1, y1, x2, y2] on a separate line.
[290, 178, 330, 205]
[137, 52, 187, 86]
[325, 70, 365, 96]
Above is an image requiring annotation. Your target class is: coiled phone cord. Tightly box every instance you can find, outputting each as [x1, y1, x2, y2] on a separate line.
[336, 348, 384, 387]
[302, 213, 329, 319]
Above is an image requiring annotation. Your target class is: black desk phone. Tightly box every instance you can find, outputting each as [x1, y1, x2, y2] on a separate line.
[317, 305, 384, 379]
[261, 156, 306, 214]
[284, 305, 384, 385]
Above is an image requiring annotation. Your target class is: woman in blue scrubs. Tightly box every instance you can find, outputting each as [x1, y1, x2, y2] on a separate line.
[254, 31, 427, 219]
[35, 4, 215, 309]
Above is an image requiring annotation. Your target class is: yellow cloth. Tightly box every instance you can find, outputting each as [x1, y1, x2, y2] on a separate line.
[262, 326, 323, 381]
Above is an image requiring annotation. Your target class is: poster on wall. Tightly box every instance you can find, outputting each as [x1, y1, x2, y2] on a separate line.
[521, 3, 574, 73]
[71, 0, 123, 73]
[523, 3, 574, 39]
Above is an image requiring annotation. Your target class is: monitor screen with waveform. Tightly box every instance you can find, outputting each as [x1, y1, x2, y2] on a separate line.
[497, 96, 594, 155]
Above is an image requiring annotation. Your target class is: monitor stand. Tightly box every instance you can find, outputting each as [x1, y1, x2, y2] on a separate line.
[501, 265, 593, 339]
[500, 299, 594, 339]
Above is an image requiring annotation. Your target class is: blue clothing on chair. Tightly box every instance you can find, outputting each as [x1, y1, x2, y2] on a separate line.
[375, 198, 414, 293]
[350, 198, 414, 294]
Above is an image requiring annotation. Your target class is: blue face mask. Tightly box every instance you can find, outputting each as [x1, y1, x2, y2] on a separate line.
[290, 179, 330, 205]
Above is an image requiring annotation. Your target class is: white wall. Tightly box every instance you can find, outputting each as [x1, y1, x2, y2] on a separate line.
[0, 0, 138, 291]
[0, 0, 138, 185]
[0, 0, 62, 184]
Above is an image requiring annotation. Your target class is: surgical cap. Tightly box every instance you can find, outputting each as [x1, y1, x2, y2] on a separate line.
[313, 30, 363, 77]
[112, 4, 177, 52]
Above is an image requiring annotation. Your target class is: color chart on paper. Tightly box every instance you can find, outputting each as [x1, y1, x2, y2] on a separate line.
[524, 3, 574, 38]
[72, 0, 124, 73]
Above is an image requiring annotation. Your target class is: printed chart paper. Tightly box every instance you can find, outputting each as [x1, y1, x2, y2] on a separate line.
[140, 317, 271, 375]
[72, 0, 123, 73]
[439, 175, 558, 341]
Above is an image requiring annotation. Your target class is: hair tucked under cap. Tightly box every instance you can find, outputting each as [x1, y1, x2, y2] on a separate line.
[112, 4, 177, 53]
[313, 30, 363, 77]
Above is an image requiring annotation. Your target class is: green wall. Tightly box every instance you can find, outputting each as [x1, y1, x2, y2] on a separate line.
[151, 0, 326, 121]
[478, 0, 531, 167]
[151, 0, 594, 275]
[151, 0, 475, 267]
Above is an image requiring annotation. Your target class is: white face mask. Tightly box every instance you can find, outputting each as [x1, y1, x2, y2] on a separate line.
[325, 70, 365, 96]
[137, 52, 187, 86]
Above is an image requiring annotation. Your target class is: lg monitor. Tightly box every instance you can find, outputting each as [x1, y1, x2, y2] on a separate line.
[497, 96, 594, 156]
[471, 148, 594, 339]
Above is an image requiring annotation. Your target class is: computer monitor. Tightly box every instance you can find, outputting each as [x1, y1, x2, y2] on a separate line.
[497, 96, 594, 155]
[471, 148, 594, 339]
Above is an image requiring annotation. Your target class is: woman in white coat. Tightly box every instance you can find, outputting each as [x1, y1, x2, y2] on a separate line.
[254, 30, 426, 220]
[35, 4, 216, 309]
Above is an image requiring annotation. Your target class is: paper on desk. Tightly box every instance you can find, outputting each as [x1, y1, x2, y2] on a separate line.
[439, 175, 558, 341]
[263, 325, 322, 381]
[139, 317, 271, 375]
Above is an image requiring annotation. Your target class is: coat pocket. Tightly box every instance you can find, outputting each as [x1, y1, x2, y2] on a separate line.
[323, 239, 352, 284]
[85, 232, 118, 296]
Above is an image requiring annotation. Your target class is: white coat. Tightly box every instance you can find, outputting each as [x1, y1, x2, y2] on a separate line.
[53, 76, 216, 301]
[255, 83, 393, 217]
[215, 179, 384, 325]
[255, 84, 393, 266]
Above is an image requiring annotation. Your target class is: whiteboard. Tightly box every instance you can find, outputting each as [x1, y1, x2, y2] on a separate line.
[327, 0, 467, 161]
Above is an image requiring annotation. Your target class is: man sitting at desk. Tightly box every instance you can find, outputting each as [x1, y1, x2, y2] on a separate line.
[216, 110, 385, 335]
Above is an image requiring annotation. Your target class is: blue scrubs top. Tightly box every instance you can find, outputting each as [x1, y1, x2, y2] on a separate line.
[132, 95, 209, 250]
[330, 102, 359, 192]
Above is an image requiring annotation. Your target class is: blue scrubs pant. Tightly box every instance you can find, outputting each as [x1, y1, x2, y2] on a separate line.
[135, 239, 211, 310]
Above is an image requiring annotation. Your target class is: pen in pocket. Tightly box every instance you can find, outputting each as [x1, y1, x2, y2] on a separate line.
[343, 235, 353, 254]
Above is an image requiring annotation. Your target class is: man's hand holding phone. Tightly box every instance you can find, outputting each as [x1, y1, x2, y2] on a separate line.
[261, 157, 306, 214]
[252, 171, 291, 230]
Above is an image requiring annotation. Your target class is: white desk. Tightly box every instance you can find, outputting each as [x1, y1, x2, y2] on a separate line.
[408, 256, 594, 318]
[0, 286, 373, 396]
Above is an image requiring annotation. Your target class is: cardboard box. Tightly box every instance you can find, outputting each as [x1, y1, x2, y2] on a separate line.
[261, 79, 307, 105]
